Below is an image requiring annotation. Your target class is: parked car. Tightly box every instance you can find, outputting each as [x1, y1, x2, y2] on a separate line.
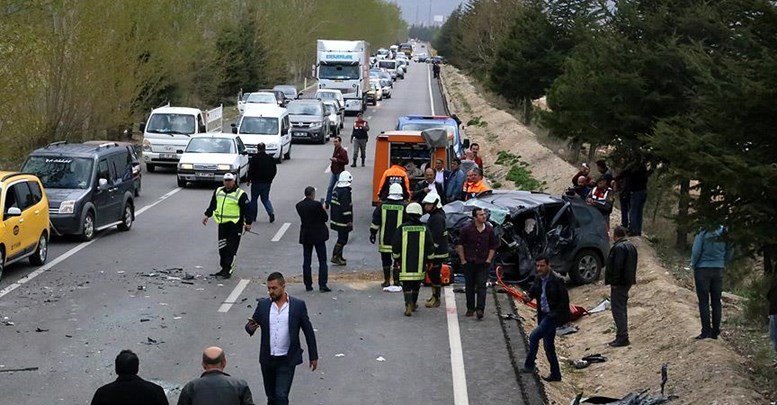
[0, 172, 49, 281]
[84, 141, 142, 197]
[237, 92, 252, 115]
[21, 142, 136, 241]
[232, 104, 292, 162]
[379, 78, 393, 98]
[286, 99, 330, 144]
[273, 85, 301, 101]
[314, 89, 346, 113]
[444, 190, 610, 285]
[245, 92, 279, 106]
[176, 133, 249, 187]
[322, 100, 342, 135]
[258, 89, 288, 107]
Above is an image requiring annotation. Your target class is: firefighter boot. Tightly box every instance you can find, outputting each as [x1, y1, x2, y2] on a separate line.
[381, 266, 391, 288]
[411, 290, 419, 311]
[331, 244, 346, 266]
[392, 266, 401, 286]
[403, 292, 414, 317]
[425, 286, 441, 308]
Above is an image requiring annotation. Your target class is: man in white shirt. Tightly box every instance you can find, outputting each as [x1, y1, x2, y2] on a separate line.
[245, 273, 318, 405]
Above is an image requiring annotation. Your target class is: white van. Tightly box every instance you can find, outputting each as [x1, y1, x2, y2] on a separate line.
[231, 104, 291, 162]
[140, 105, 223, 172]
[377, 60, 399, 80]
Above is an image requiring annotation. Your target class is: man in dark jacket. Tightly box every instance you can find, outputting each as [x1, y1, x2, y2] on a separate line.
[605, 226, 638, 347]
[91, 350, 168, 405]
[177, 347, 253, 405]
[422, 193, 448, 308]
[325, 136, 349, 206]
[329, 171, 353, 266]
[350, 113, 369, 167]
[247, 143, 277, 223]
[413, 167, 446, 205]
[295, 186, 331, 292]
[521, 255, 570, 382]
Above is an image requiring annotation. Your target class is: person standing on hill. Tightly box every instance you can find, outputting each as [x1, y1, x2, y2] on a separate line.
[690, 225, 733, 339]
[605, 226, 637, 347]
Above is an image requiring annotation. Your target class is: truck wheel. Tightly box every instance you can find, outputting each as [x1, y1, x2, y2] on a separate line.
[146, 163, 156, 173]
[569, 249, 602, 285]
[29, 232, 48, 265]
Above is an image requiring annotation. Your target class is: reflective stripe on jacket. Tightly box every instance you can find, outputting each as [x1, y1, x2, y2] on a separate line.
[330, 186, 353, 232]
[370, 201, 405, 253]
[391, 220, 434, 281]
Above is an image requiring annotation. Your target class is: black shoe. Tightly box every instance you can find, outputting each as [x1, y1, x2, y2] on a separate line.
[319, 286, 332, 292]
[211, 270, 228, 277]
[465, 310, 474, 317]
[519, 366, 535, 374]
[220, 272, 232, 279]
[305, 286, 314, 292]
[608, 339, 630, 347]
[542, 375, 562, 382]
[269, 214, 275, 223]
[711, 333, 719, 340]
[695, 333, 710, 340]
[476, 310, 484, 320]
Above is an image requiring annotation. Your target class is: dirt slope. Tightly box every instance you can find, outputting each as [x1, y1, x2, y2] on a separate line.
[440, 65, 766, 405]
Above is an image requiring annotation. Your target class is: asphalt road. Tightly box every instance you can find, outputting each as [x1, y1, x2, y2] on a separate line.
[0, 63, 545, 404]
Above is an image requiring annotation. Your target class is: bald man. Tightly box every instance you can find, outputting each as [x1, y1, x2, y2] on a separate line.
[177, 347, 254, 405]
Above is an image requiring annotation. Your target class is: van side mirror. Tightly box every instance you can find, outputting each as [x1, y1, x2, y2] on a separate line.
[139, 122, 146, 132]
[5, 207, 22, 217]
[463, 139, 471, 149]
[98, 178, 109, 191]
[232, 127, 238, 134]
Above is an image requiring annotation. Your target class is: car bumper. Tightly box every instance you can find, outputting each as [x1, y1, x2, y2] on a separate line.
[50, 213, 82, 235]
[177, 170, 237, 182]
[290, 128, 325, 141]
[143, 152, 180, 165]
[244, 144, 281, 159]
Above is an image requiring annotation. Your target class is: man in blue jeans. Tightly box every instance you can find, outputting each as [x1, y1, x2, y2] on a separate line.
[690, 225, 733, 339]
[520, 255, 570, 382]
[247, 143, 277, 223]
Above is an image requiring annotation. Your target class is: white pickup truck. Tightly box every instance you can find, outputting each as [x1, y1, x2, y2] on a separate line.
[140, 105, 223, 172]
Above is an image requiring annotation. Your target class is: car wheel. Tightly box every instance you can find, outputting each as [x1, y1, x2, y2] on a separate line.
[80, 211, 95, 242]
[177, 177, 186, 188]
[117, 203, 133, 231]
[146, 163, 156, 173]
[569, 249, 602, 285]
[0, 248, 4, 282]
[319, 133, 326, 145]
[284, 145, 291, 160]
[29, 232, 48, 265]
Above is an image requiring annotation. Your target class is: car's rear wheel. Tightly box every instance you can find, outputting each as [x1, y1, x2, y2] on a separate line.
[569, 249, 602, 285]
[146, 163, 156, 173]
[0, 248, 5, 282]
[81, 211, 95, 242]
[29, 232, 48, 265]
[117, 203, 133, 231]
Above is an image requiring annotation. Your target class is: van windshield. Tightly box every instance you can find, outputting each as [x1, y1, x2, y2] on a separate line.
[146, 113, 196, 135]
[185, 138, 235, 154]
[287, 103, 323, 116]
[319, 64, 360, 80]
[240, 117, 279, 135]
[378, 61, 396, 70]
[22, 156, 94, 190]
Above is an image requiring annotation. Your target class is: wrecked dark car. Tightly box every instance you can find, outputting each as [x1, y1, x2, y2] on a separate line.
[444, 190, 610, 285]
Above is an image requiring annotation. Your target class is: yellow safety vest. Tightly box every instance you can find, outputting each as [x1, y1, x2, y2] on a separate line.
[214, 187, 245, 224]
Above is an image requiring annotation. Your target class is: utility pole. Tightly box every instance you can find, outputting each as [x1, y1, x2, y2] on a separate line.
[428, 0, 432, 26]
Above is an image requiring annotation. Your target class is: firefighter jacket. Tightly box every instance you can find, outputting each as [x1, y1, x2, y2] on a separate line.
[205, 186, 250, 226]
[329, 186, 353, 232]
[377, 165, 410, 200]
[370, 200, 405, 253]
[391, 217, 434, 282]
[426, 208, 449, 261]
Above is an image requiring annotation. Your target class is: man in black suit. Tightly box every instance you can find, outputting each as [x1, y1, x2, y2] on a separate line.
[413, 167, 446, 205]
[177, 346, 253, 405]
[520, 255, 570, 382]
[295, 186, 330, 292]
[245, 272, 319, 405]
[90, 350, 169, 405]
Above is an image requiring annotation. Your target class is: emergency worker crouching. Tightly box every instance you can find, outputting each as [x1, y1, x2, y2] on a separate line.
[330, 171, 353, 266]
[422, 193, 448, 308]
[370, 183, 406, 287]
[392, 202, 434, 316]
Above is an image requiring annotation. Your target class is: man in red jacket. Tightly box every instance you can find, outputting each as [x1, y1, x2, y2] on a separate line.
[325, 136, 349, 207]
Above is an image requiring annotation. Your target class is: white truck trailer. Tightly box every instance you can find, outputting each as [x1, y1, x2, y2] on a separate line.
[316, 39, 370, 114]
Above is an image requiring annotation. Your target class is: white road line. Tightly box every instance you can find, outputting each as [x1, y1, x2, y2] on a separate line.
[445, 286, 470, 405]
[0, 187, 183, 300]
[217, 278, 251, 313]
[271, 222, 291, 242]
[428, 64, 435, 115]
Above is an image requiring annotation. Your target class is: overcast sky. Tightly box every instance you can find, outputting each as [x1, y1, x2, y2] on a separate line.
[387, 0, 465, 26]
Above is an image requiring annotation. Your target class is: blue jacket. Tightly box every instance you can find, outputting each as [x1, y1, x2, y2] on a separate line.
[245, 296, 318, 367]
[690, 226, 733, 269]
[446, 168, 465, 201]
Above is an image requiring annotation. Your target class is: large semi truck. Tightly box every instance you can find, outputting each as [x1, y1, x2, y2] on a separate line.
[316, 39, 370, 114]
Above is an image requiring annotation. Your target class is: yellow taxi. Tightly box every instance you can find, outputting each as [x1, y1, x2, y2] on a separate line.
[0, 172, 50, 281]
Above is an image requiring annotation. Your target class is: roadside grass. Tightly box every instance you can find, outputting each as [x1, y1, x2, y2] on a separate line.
[494, 151, 546, 191]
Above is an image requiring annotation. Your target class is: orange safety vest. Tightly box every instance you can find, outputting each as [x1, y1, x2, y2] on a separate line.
[462, 180, 491, 200]
[378, 165, 411, 199]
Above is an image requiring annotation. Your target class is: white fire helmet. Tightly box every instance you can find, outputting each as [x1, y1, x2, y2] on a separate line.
[388, 183, 404, 200]
[336, 171, 353, 187]
[406, 202, 423, 216]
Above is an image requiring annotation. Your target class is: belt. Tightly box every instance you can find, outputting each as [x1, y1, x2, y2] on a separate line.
[270, 355, 288, 359]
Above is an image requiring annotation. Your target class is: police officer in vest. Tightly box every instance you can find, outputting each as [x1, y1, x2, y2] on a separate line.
[202, 172, 251, 279]
[330, 171, 353, 266]
[422, 193, 448, 308]
[392, 202, 434, 317]
[370, 183, 406, 287]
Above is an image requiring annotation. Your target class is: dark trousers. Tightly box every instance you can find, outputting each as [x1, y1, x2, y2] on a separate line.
[525, 314, 561, 380]
[619, 192, 631, 228]
[336, 230, 350, 245]
[694, 268, 723, 336]
[611, 285, 631, 342]
[303, 241, 328, 288]
[380, 252, 393, 268]
[217, 222, 242, 274]
[628, 190, 647, 235]
[464, 262, 489, 311]
[250, 182, 274, 219]
[260, 356, 296, 405]
[402, 280, 421, 304]
[325, 173, 338, 205]
[428, 259, 443, 286]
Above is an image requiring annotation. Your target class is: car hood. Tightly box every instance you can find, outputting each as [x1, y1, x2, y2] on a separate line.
[179, 153, 238, 165]
[45, 188, 90, 206]
[443, 190, 562, 227]
[239, 134, 281, 145]
[290, 115, 323, 123]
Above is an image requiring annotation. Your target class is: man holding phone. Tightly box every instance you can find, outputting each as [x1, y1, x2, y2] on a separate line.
[245, 272, 318, 405]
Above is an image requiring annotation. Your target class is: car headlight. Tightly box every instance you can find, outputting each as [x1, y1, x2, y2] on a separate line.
[309, 122, 322, 128]
[59, 200, 76, 214]
[179, 163, 193, 170]
[217, 164, 232, 171]
[142, 139, 152, 152]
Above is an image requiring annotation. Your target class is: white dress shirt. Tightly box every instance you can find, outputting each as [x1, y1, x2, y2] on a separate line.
[269, 295, 290, 356]
[435, 170, 444, 185]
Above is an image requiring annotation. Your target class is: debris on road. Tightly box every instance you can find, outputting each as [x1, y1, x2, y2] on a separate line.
[588, 299, 610, 314]
[34, 327, 49, 333]
[143, 337, 164, 345]
[376, 356, 386, 362]
[557, 325, 578, 336]
[140, 318, 150, 322]
[0, 367, 39, 373]
[382, 286, 402, 293]
[571, 364, 677, 404]
[335, 353, 345, 358]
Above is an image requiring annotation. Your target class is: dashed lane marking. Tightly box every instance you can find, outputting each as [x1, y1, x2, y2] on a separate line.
[428, 64, 435, 115]
[217, 279, 251, 313]
[271, 222, 291, 242]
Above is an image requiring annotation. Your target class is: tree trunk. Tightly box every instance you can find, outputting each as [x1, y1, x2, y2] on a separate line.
[571, 138, 582, 163]
[676, 178, 690, 250]
[587, 143, 597, 163]
[522, 97, 532, 126]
